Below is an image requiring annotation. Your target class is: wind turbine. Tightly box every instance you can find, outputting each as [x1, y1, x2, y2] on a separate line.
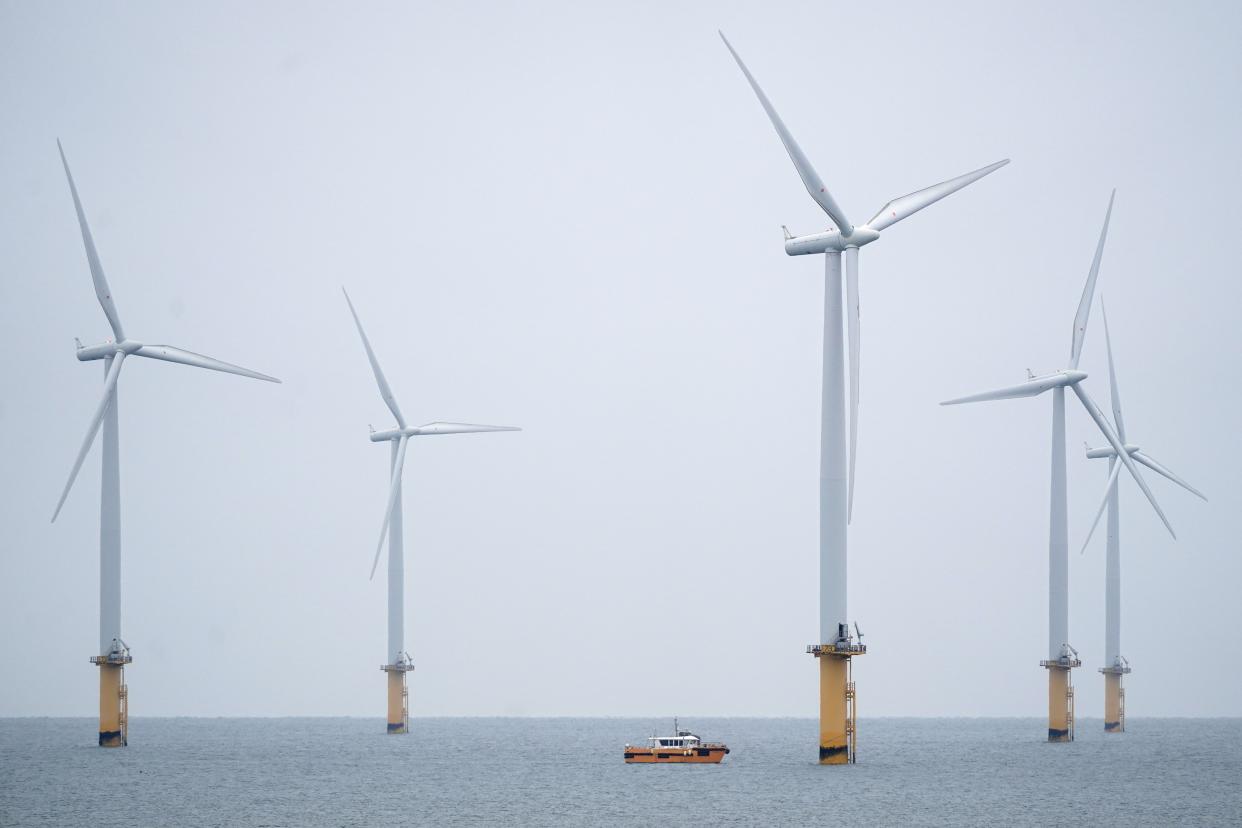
[942, 192, 1176, 742]
[50, 141, 280, 747]
[1079, 300, 1206, 732]
[343, 288, 518, 734]
[720, 32, 1007, 764]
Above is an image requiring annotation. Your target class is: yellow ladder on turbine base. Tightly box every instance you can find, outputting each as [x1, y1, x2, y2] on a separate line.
[844, 657, 857, 764]
[1118, 685, 1126, 733]
[118, 667, 129, 747]
[1066, 682, 1075, 742]
[401, 678, 409, 733]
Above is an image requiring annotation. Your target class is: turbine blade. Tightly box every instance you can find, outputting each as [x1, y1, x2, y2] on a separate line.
[370, 435, 408, 580]
[940, 378, 1054, 406]
[414, 422, 522, 436]
[135, 345, 280, 383]
[1133, 451, 1208, 502]
[719, 31, 852, 233]
[58, 140, 125, 342]
[1081, 457, 1123, 553]
[865, 159, 1009, 232]
[1069, 190, 1115, 369]
[1101, 298, 1125, 443]
[1071, 383, 1175, 539]
[343, 288, 405, 429]
[51, 353, 125, 521]
[845, 247, 860, 523]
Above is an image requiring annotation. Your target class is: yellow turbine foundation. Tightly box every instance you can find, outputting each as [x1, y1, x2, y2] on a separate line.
[382, 663, 411, 734]
[91, 655, 129, 748]
[809, 642, 864, 764]
[1039, 659, 1078, 742]
[818, 656, 848, 764]
[1046, 667, 1071, 742]
[1103, 673, 1121, 732]
[1101, 665, 1129, 733]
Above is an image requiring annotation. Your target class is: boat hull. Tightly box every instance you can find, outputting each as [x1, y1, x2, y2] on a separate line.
[623, 746, 729, 764]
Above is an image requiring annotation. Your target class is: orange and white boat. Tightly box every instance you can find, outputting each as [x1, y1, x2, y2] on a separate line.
[624, 720, 730, 764]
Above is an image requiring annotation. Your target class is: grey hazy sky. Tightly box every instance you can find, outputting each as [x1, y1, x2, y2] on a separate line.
[2, 1, 1240, 718]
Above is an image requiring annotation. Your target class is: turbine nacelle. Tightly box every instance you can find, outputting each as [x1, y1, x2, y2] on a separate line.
[1037, 369, 1089, 389]
[784, 226, 881, 256]
[1085, 443, 1140, 459]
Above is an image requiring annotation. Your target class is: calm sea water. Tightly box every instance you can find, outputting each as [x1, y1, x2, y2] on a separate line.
[2, 717, 1239, 826]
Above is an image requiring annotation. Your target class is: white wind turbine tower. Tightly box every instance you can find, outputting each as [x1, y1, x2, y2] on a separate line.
[720, 32, 1008, 765]
[1079, 300, 1206, 733]
[50, 141, 281, 747]
[942, 192, 1177, 742]
[343, 289, 518, 734]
